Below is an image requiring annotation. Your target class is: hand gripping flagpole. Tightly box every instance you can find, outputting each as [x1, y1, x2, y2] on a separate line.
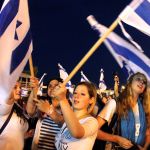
[63, 16, 120, 86]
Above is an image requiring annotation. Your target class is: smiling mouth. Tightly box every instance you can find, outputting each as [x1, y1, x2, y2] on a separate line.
[137, 84, 143, 89]
[74, 100, 79, 104]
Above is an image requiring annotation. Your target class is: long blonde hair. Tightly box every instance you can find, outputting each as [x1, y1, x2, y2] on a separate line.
[117, 72, 148, 119]
[143, 82, 150, 127]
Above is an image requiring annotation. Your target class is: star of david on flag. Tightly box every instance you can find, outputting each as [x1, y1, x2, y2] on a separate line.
[0, 0, 33, 103]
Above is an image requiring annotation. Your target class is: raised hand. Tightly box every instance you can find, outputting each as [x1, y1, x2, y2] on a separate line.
[33, 98, 51, 114]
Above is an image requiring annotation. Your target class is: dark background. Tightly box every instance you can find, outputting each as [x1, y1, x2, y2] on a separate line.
[1, 0, 150, 89]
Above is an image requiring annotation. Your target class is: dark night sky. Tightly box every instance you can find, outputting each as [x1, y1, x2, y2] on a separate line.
[1, 0, 150, 89]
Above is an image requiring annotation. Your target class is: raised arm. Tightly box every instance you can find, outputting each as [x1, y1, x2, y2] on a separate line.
[114, 75, 119, 98]
[33, 98, 64, 124]
[97, 99, 133, 149]
[53, 84, 85, 138]
[26, 77, 39, 117]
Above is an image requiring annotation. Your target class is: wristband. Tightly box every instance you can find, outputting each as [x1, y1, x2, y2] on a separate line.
[47, 105, 53, 116]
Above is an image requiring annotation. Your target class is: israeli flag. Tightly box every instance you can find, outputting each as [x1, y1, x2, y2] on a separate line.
[119, 0, 150, 37]
[37, 73, 47, 96]
[87, 15, 150, 81]
[0, 0, 33, 102]
[58, 63, 73, 93]
[80, 71, 90, 82]
[99, 68, 107, 92]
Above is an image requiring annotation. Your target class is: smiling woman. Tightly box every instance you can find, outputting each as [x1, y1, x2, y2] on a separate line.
[112, 72, 149, 149]
[0, 81, 28, 150]
[96, 72, 149, 150]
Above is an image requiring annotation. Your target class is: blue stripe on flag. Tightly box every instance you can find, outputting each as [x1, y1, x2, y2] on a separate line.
[10, 29, 32, 74]
[66, 83, 71, 87]
[135, 0, 150, 25]
[15, 20, 22, 40]
[107, 39, 150, 77]
[122, 61, 134, 77]
[0, 0, 19, 36]
[99, 80, 104, 84]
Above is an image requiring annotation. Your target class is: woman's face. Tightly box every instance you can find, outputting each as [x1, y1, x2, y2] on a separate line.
[131, 75, 147, 95]
[72, 85, 93, 111]
[13, 82, 21, 101]
[47, 79, 59, 97]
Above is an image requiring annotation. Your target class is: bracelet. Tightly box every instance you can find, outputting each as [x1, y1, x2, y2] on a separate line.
[47, 105, 54, 116]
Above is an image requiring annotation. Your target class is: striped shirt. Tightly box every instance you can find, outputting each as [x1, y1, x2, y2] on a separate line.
[37, 116, 61, 150]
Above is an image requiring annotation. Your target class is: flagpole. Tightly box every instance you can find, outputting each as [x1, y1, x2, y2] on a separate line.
[63, 18, 120, 85]
[29, 56, 37, 99]
[29, 56, 35, 77]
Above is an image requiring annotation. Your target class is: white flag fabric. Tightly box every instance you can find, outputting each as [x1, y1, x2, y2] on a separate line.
[87, 15, 150, 81]
[119, 0, 150, 36]
[0, 0, 33, 102]
[99, 68, 107, 92]
[37, 73, 47, 96]
[58, 63, 73, 93]
[80, 71, 90, 82]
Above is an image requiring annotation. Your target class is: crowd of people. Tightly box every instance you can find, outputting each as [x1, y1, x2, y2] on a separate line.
[0, 72, 150, 150]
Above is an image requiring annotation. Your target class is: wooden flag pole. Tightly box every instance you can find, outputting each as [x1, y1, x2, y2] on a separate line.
[29, 56, 35, 77]
[29, 56, 37, 99]
[26, 56, 38, 116]
[63, 18, 120, 85]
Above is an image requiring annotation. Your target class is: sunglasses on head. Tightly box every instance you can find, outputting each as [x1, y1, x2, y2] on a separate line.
[134, 77, 147, 85]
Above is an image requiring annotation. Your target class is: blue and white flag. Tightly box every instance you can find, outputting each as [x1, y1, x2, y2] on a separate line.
[37, 73, 47, 96]
[119, 0, 150, 37]
[87, 15, 150, 80]
[99, 68, 107, 92]
[58, 63, 73, 93]
[0, 0, 33, 103]
[80, 71, 90, 82]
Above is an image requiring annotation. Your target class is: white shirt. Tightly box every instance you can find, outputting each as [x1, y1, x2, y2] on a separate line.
[98, 99, 116, 125]
[0, 103, 28, 150]
[55, 117, 98, 150]
[132, 102, 140, 142]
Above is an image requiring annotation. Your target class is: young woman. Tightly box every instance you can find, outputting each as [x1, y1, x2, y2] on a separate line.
[30, 77, 64, 150]
[53, 81, 98, 150]
[96, 72, 149, 149]
[0, 82, 28, 150]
